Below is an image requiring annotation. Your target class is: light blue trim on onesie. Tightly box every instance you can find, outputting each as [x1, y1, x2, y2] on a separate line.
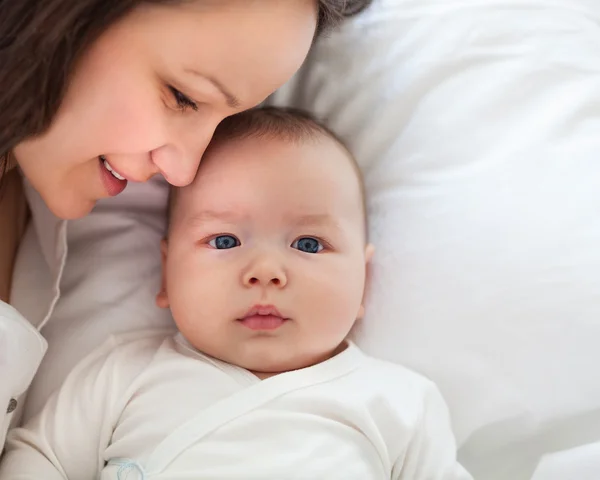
[107, 458, 146, 480]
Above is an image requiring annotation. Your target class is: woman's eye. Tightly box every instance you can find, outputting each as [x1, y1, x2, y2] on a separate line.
[168, 86, 198, 112]
[208, 235, 240, 250]
[292, 237, 324, 254]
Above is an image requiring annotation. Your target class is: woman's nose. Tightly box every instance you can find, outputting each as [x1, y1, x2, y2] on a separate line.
[242, 256, 288, 289]
[150, 124, 217, 187]
[150, 144, 199, 187]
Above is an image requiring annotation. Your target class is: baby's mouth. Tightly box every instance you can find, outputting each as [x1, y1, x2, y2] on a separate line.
[237, 305, 290, 331]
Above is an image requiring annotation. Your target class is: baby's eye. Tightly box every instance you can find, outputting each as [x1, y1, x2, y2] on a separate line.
[208, 235, 240, 249]
[292, 237, 324, 254]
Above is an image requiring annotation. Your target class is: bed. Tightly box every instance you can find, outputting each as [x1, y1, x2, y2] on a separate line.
[2, 0, 600, 478]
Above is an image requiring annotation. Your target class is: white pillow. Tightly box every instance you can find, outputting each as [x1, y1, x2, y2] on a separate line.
[11, 0, 600, 478]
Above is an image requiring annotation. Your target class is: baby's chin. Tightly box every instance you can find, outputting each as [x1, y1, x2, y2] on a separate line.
[233, 342, 348, 378]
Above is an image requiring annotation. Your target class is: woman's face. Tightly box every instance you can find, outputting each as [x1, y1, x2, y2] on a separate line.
[14, 0, 317, 219]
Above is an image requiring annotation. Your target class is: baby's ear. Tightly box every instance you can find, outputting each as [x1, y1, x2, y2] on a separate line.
[357, 244, 375, 319]
[155, 239, 170, 309]
[365, 243, 375, 264]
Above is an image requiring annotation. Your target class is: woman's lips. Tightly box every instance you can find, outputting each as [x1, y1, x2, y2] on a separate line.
[99, 156, 127, 197]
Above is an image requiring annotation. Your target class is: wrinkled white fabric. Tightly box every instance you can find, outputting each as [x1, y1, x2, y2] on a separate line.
[0, 333, 470, 480]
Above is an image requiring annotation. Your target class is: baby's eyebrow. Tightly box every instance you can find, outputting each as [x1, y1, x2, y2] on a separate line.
[293, 213, 340, 229]
[185, 211, 341, 230]
[186, 210, 245, 226]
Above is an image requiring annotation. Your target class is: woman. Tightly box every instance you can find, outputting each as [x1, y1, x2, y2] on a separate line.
[0, 0, 372, 303]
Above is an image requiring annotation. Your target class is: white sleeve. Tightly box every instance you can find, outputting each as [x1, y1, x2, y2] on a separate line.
[0, 332, 164, 480]
[0, 301, 47, 453]
[393, 383, 473, 480]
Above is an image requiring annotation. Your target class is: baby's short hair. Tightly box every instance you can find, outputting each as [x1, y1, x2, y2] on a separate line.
[168, 106, 367, 237]
[211, 106, 347, 148]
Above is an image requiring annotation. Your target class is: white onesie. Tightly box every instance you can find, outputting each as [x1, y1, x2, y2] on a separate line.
[0, 331, 472, 479]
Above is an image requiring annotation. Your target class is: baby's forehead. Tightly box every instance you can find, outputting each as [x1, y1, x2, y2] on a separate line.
[202, 132, 360, 183]
[196, 134, 363, 206]
[172, 112, 367, 236]
[173, 138, 365, 236]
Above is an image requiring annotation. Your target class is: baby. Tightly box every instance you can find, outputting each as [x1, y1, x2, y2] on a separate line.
[0, 108, 472, 479]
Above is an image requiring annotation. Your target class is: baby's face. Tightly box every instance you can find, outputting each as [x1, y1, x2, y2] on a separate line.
[158, 134, 372, 377]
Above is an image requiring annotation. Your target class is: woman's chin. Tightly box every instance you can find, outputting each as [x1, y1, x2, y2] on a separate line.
[45, 194, 96, 220]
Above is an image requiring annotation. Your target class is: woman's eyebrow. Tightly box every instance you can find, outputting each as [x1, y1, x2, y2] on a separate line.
[184, 68, 241, 109]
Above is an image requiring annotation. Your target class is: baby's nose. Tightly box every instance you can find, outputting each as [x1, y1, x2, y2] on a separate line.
[242, 258, 287, 288]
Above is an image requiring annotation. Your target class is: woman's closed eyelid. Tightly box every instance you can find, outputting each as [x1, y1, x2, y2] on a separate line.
[168, 86, 198, 112]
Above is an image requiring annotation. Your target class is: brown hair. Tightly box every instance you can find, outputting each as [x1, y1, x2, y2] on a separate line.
[0, 0, 372, 184]
[210, 106, 351, 147]
[168, 106, 368, 238]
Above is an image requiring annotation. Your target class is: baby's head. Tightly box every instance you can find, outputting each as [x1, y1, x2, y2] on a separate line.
[158, 107, 373, 377]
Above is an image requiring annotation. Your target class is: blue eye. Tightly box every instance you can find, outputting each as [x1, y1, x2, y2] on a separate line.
[292, 237, 323, 254]
[208, 235, 240, 249]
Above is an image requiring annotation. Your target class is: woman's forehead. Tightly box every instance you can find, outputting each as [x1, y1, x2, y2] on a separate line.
[122, 0, 318, 105]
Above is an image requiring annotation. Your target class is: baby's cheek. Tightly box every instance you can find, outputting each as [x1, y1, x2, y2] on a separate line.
[168, 268, 205, 309]
[316, 279, 362, 328]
